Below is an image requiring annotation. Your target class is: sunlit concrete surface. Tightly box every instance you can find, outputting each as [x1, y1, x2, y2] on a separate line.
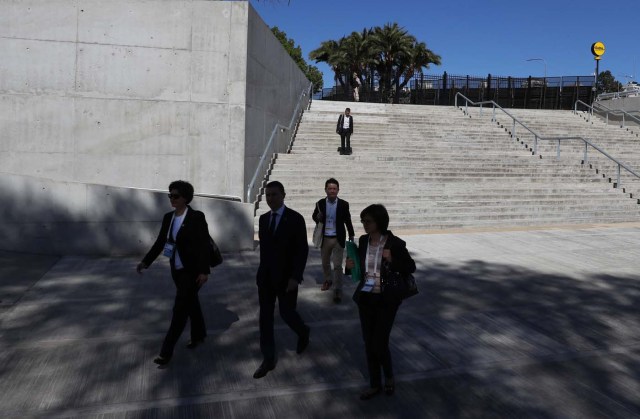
[1, 225, 640, 418]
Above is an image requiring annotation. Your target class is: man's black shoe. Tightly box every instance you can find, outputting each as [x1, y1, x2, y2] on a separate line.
[153, 356, 171, 365]
[253, 361, 276, 379]
[333, 289, 342, 303]
[297, 327, 310, 354]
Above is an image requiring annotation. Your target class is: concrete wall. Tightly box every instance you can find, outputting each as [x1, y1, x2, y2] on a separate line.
[0, 1, 308, 201]
[244, 5, 310, 200]
[0, 1, 310, 255]
[594, 97, 640, 127]
[0, 172, 254, 255]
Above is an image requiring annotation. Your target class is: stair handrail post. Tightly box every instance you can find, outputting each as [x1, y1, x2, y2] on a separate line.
[617, 164, 621, 187]
[534, 134, 538, 155]
[556, 139, 561, 160]
[584, 142, 588, 163]
[492, 104, 496, 122]
[512, 119, 516, 139]
[622, 113, 625, 129]
[245, 82, 312, 204]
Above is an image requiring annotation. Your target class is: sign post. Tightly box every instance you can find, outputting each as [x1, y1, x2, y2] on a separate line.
[591, 42, 606, 101]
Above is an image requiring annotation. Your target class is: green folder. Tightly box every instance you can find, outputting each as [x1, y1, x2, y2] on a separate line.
[345, 241, 362, 283]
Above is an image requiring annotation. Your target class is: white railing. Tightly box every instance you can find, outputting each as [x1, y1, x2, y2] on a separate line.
[455, 92, 640, 188]
[245, 83, 313, 204]
[575, 99, 640, 128]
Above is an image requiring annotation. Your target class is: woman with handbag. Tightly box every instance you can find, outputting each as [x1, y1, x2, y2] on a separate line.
[136, 180, 213, 365]
[345, 204, 416, 400]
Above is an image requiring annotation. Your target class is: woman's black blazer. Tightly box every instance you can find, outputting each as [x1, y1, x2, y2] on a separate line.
[352, 231, 416, 305]
[142, 205, 211, 275]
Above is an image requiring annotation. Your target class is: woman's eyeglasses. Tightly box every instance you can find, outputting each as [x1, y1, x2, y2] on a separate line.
[168, 194, 181, 200]
[360, 219, 374, 225]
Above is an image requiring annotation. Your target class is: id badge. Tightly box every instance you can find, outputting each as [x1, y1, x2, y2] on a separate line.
[163, 243, 175, 258]
[361, 277, 376, 293]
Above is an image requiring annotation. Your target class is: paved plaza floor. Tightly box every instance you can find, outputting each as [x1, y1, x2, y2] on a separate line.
[1, 224, 640, 418]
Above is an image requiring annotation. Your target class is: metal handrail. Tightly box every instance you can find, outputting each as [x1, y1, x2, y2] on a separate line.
[574, 99, 640, 128]
[455, 92, 640, 187]
[245, 82, 313, 203]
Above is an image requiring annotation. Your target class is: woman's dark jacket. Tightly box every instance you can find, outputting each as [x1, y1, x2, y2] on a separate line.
[142, 205, 211, 275]
[351, 231, 416, 305]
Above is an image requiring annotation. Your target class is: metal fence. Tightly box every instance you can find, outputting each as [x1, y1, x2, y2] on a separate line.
[316, 72, 596, 110]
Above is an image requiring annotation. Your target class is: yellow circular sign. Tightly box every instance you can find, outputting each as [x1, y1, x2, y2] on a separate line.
[591, 42, 605, 57]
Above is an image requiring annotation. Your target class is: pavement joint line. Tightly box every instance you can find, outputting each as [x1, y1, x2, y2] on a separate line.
[0, 318, 364, 349]
[12, 341, 640, 419]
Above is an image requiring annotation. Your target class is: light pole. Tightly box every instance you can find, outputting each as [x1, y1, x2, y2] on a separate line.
[525, 58, 547, 79]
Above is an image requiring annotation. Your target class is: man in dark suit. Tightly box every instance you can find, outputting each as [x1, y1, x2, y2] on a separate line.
[137, 180, 211, 365]
[336, 107, 354, 155]
[254, 181, 310, 379]
[312, 178, 355, 303]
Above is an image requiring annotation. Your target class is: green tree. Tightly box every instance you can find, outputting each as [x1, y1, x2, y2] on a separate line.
[310, 23, 441, 103]
[271, 26, 323, 93]
[309, 38, 349, 91]
[598, 70, 622, 93]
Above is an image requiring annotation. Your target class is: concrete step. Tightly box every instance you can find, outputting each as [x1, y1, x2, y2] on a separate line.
[251, 101, 640, 233]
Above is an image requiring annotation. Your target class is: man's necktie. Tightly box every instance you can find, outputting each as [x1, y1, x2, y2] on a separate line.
[269, 212, 277, 236]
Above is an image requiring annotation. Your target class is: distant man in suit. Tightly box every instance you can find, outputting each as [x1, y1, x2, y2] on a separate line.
[254, 181, 310, 379]
[312, 178, 355, 303]
[336, 107, 354, 155]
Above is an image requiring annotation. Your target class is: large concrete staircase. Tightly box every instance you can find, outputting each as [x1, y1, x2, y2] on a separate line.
[254, 101, 640, 235]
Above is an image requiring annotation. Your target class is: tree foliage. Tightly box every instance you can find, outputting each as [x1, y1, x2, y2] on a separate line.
[309, 23, 441, 103]
[271, 26, 323, 93]
[598, 70, 622, 93]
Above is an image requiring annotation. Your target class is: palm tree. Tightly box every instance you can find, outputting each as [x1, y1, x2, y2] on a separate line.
[310, 23, 442, 103]
[370, 23, 415, 102]
[338, 29, 377, 100]
[309, 38, 350, 94]
[396, 41, 442, 102]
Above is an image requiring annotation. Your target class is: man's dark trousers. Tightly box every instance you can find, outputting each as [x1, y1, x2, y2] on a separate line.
[340, 129, 351, 152]
[258, 284, 308, 362]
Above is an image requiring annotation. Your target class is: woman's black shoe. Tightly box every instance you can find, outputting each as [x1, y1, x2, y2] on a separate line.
[359, 387, 381, 400]
[153, 356, 171, 365]
[384, 377, 395, 395]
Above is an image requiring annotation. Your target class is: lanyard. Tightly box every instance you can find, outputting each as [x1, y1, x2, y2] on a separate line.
[365, 235, 386, 276]
[167, 208, 188, 242]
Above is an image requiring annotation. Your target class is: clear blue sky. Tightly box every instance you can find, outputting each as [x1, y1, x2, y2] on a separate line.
[250, 0, 638, 88]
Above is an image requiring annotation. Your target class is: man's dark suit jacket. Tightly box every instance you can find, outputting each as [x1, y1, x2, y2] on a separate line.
[142, 206, 211, 275]
[336, 114, 354, 134]
[312, 198, 355, 248]
[257, 206, 309, 290]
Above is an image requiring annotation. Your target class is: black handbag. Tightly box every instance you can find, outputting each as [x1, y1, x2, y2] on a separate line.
[208, 236, 223, 268]
[382, 270, 418, 300]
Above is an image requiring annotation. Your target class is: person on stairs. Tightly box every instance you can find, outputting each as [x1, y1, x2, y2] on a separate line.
[336, 107, 354, 155]
[312, 178, 355, 303]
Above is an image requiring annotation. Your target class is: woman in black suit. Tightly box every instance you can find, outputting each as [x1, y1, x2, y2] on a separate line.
[136, 180, 212, 365]
[346, 204, 416, 400]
